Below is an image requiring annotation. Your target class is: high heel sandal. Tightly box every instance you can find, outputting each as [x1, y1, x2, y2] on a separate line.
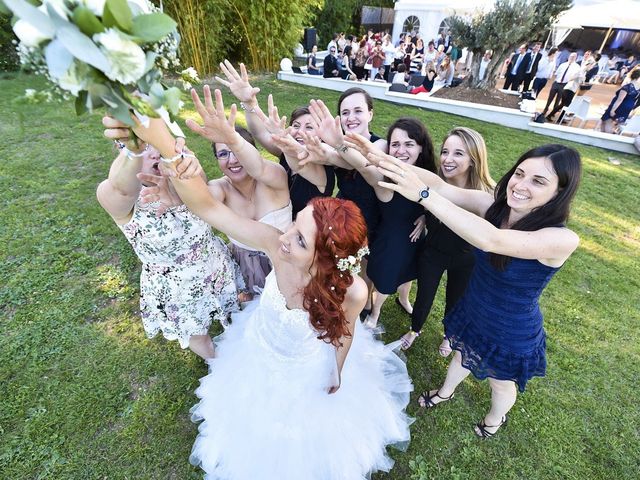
[417, 389, 455, 408]
[438, 336, 452, 357]
[400, 330, 420, 350]
[475, 416, 508, 438]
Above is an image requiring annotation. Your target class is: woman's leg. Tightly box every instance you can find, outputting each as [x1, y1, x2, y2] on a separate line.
[476, 378, 518, 435]
[396, 281, 413, 314]
[411, 250, 446, 333]
[367, 289, 389, 326]
[189, 334, 216, 360]
[419, 350, 471, 406]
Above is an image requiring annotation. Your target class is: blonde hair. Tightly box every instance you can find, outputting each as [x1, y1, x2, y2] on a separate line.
[438, 127, 495, 193]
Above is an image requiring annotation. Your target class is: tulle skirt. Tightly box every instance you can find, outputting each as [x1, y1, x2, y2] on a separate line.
[189, 301, 414, 480]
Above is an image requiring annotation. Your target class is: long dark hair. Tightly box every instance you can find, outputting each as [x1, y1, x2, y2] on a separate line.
[386, 117, 437, 172]
[484, 144, 581, 269]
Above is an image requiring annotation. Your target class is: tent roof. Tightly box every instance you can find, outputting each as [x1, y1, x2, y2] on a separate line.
[554, 0, 640, 30]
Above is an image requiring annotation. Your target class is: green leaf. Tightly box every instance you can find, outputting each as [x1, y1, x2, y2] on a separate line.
[103, 0, 133, 32]
[3, 0, 56, 37]
[75, 91, 88, 115]
[56, 25, 111, 74]
[163, 87, 182, 116]
[73, 6, 105, 36]
[131, 13, 177, 43]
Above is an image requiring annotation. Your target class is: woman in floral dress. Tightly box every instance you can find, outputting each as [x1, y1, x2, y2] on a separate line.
[97, 128, 241, 359]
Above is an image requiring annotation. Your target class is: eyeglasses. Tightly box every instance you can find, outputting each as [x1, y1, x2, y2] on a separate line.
[216, 150, 234, 160]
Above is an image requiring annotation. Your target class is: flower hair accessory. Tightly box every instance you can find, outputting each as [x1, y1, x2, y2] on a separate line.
[336, 246, 370, 275]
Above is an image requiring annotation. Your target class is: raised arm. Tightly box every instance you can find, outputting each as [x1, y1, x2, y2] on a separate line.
[96, 117, 148, 224]
[216, 60, 282, 156]
[186, 86, 288, 191]
[368, 150, 493, 216]
[377, 157, 579, 266]
[270, 131, 329, 191]
[126, 116, 283, 256]
[308, 99, 387, 196]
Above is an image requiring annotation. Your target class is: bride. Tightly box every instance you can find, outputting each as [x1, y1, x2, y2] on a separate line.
[127, 86, 413, 480]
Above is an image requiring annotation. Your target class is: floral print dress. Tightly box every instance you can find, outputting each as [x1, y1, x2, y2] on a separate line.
[119, 200, 242, 348]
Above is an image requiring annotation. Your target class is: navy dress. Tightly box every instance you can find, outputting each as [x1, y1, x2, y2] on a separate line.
[335, 133, 382, 241]
[444, 249, 561, 392]
[601, 82, 640, 123]
[366, 193, 425, 294]
[279, 155, 335, 218]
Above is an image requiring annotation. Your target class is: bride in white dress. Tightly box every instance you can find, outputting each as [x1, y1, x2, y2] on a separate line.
[128, 86, 414, 480]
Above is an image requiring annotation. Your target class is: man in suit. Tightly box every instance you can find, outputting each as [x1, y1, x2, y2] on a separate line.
[323, 46, 340, 78]
[503, 44, 528, 91]
[522, 42, 542, 92]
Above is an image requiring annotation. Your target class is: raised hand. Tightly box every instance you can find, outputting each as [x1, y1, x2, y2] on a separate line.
[187, 85, 238, 146]
[168, 147, 203, 179]
[215, 60, 260, 104]
[297, 131, 333, 166]
[271, 130, 306, 159]
[308, 99, 344, 148]
[137, 172, 183, 214]
[376, 154, 425, 203]
[344, 131, 385, 159]
[254, 94, 287, 135]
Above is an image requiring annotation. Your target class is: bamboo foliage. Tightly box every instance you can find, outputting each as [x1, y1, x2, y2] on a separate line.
[163, 0, 322, 75]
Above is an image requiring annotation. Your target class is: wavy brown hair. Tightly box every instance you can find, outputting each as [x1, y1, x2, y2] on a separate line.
[303, 197, 368, 346]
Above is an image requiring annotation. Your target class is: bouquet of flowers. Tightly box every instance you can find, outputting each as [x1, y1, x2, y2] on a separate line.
[3, 0, 197, 136]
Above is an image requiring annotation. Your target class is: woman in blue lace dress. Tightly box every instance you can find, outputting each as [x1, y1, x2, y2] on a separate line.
[373, 143, 581, 437]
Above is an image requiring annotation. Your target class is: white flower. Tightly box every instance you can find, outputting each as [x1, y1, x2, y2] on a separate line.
[181, 66, 200, 82]
[24, 89, 37, 99]
[55, 60, 90, 96]
[93, 29, 146, 85]
[347, 255, 356, 264]
[14, 19, 51, 47]
[127, 0, 154, 15]
[81, 0, 106, 16]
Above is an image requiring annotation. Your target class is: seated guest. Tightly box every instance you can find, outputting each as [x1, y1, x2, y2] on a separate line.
[392, 63, 410, 87]
[307, 45, 322, 75]
[411, 61, 436, 94]
[323, 46, 340, 78]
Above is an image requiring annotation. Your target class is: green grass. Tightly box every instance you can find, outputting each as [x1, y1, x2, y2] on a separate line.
[1, 72, 639, 479]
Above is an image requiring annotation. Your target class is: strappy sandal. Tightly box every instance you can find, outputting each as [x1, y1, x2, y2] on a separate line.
[475, 416, 508, 438]
[438, 336, 452, 357]
[417, 389, 455, 408]
[400, 330, 420, 350]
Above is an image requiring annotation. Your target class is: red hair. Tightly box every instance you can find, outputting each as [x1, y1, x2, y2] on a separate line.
[303, 197, 368, 346]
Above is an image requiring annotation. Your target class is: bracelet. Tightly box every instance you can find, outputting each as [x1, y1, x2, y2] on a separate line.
[334, 143, 349, 154]
[123, 147, 146, 160]
[240, 102, 257, 114]
[160, 152, 196, 164]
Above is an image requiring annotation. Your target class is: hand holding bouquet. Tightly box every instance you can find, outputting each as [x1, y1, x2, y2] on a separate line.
[3, 0, 196, 137]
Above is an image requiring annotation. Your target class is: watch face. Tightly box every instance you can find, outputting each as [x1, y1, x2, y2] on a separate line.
[420, 188, 429, 199]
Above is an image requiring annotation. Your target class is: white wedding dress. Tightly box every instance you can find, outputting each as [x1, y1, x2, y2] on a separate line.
[189, 271, 413, 480]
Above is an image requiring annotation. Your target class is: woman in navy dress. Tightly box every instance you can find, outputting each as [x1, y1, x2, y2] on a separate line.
[599, 69, 640, 134]
[374, 144, 582, 437]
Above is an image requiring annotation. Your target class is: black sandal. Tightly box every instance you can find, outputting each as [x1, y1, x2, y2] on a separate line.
[417, 389, 455, 408]
[475, 416, 508, 438]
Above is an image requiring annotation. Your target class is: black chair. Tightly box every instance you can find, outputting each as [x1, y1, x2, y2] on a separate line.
[388, 83, 409, 93]
[409, 75, 425, 87]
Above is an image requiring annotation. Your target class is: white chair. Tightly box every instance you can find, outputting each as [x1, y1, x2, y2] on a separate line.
[559, 96, 590, 126]
[569, 96, 592, 128]
[618, 115, 640, 136]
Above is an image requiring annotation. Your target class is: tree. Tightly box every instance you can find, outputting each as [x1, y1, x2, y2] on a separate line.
[448, 0, 572, 89]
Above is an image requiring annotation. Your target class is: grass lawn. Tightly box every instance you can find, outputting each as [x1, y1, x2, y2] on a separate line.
[1, 72, 639, 480]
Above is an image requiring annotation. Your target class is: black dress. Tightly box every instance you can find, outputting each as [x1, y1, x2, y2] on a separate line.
[279, 155, 335, 218]
[366, 193, 425, 294]
[335, 133, 382, 241]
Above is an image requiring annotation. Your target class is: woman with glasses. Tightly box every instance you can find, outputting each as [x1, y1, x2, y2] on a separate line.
[175, 87, 292, 295]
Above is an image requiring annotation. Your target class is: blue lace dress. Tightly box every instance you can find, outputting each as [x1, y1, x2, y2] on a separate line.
[444, 249, 560, 392]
